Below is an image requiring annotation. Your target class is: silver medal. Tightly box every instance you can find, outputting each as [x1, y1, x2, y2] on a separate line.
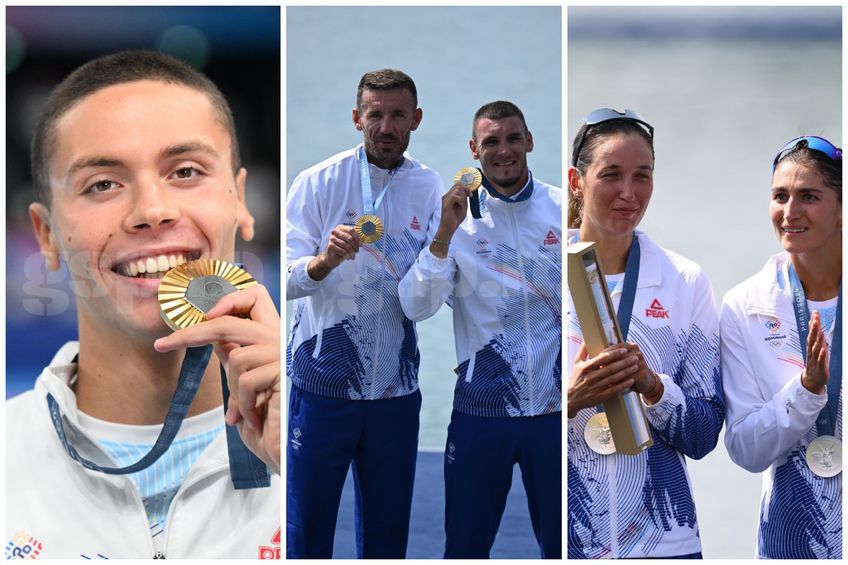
[806, 435, 842, 478]
[585, 412, 616, 455]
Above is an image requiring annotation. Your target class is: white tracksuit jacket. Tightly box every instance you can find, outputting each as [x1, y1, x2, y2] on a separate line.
[398, 176, 562, 418]
[566, 230, 725, 558]
[720, 252, 841, 559]
[6, 342, 281, 559]
[286, 145, 442, 401]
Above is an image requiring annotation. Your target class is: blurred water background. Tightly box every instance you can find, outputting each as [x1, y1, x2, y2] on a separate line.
[569, 5, 841, 559]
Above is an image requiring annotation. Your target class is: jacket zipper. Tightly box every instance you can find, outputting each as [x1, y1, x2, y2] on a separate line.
[508, 204, 534, 413]
[370, 169, 394, 400]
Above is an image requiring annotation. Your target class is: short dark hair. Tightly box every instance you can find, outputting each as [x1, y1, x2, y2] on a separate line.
[774, 139, 842, 202]
[356, 68, 418, 110]
[472, 101, 528, 141]
[31, 50, 240, 204]
[568, 119, 655, 228]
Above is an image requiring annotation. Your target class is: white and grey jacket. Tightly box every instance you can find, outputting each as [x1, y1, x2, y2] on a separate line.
[399, 176, 562, 418]
[286, 145, 443, 400]
[566, 230, 724, 558]
[721, 252, 841, 559]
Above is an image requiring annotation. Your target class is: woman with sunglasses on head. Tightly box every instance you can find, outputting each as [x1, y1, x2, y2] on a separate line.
[720, 136, 842, 559]
[566, 108, 725, 559]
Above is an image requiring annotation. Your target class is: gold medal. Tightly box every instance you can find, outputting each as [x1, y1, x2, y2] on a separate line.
[806, 435, 842, 478]
[158, 259, 256, 331]
[585, 412, 616, 455]
[354, 214, 384, 244]
[454, 167, 482, 192]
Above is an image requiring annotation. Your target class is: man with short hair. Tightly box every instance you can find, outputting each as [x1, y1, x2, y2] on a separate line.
[286, 68, 443, 558]
[7, 50, 281, 559]
[399, 100, 562, 558]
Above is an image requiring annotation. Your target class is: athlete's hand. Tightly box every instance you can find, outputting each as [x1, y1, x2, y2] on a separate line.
[154, 284, 281, 475]
[567, 343, 639, 418]
[307, 224, 360, 280]
[801, 310, 829, 395]
[430, 183, 471, 258]
[622, 342, 657, 395]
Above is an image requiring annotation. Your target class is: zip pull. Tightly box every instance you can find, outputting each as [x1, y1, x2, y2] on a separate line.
[153, 551, 166, 559]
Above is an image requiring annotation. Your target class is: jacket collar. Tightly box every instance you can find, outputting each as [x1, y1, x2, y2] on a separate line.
[566, 229, 662, 291]
[745, 252, 795, 320]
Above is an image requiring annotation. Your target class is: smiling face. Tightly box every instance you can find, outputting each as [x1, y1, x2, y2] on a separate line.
[352, 87, 422, 170]
[572, 132, 653, 241]
[470, 115, 533, 196]
[29, 80, 254, 340]
[770, 160, 841, 257]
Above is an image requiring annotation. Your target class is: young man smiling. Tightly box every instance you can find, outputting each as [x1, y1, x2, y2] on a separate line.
[399, 101, 562, 558]
[7, 51, 280, 559]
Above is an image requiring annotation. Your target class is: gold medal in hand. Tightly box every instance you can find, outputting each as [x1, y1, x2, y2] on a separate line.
[354, 214, 384, 244]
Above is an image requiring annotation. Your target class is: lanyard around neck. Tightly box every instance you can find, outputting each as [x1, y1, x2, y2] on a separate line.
[357, 145, 399, 216]
[48, 345, 270, 489]
[616, 233, 641, 341]
[788, 263, 842, 437]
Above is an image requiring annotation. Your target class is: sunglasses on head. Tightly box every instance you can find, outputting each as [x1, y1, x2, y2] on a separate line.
[572, 108, 655, 166]
[772, 135, 842, 171]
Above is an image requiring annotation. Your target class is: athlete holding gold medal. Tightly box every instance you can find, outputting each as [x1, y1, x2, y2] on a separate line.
[721, 135, 842, 559]
[400, 101, 562, 558]
[286, 69, 442, 558]
[7, 51, 280, 558]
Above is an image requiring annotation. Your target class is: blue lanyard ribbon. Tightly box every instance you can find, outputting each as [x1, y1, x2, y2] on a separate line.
[616, 233, 641, 341]
[357, 145, 398, 216]
[48, 345, 270, 489]
[788, 264, 842, 437]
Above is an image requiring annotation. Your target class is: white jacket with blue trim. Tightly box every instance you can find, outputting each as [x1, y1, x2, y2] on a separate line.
[398, 176, 562, 418]
[5, 342, 281, 559]
[720, 252, 841, 559]
[286, 145, 443, 400]
[566, 230, 724, 559]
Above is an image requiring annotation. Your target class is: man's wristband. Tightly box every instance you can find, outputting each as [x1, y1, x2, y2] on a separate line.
[432, 237, 451, 247]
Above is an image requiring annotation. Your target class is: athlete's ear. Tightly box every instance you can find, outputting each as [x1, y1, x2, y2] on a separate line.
[234, 168, 255, 242]
[30, 202, 61, 271]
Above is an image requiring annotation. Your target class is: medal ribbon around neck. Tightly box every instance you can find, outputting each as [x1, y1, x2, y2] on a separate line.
[355, 145, 399, 243]
[788, 263, 842, 438]
[47, 259, 271, 489]
[616, 233, 641, 341]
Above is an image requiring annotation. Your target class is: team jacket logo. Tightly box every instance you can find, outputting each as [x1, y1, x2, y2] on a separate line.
[6, 531, 43, 560]
[475, 238, 491, 256]
[410, 216, 420, 230]
[345, 208, 357, 220]
[543, 230, 560, 245]
[765, 319, 781, 333]
[446, 441, 456, 464]
[645, 299, 669, 319]
[259, 528, 281, 559]
[764, 318, 786, 348]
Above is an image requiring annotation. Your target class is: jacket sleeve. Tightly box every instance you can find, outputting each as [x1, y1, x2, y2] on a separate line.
[285, 172, 328, 300]
[720, 296, 826, 473]
[398, 245, 457, 322]
[643, 272, 725, 460]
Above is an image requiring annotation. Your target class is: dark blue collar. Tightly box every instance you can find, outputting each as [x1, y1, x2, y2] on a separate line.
[481, 171, 534, 203]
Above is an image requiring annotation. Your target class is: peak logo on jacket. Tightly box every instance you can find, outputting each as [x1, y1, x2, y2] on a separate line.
[543, 230, 559, 246]
[258, 528, 281, 559]
[645, 299, 669, 319]
[410, 216, 420, 230]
